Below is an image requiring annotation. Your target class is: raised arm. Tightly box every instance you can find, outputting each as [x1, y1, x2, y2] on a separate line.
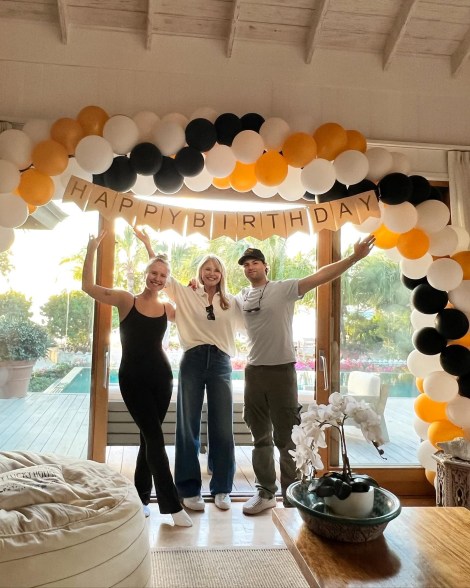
[298, 234, 375, 297]
[82, 231, 131, 312]
[133, 225, 156, 258]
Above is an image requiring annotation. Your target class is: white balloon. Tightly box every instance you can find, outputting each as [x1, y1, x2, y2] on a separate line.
[231, 130, 265, 164]
[151, 120, 186, 156]
[400, 253, 433, 279]
[382, 202, 418, 233]
[59, 157, 93, 188]
[259, 118, 291, 151]
[427, 258, 463, 291]
[407, 349, 442, 378]
[423, 371, 458, 402]
[411, 308, 436, 330]
[184, 168, 213, 192]
[131, 174, 157, 196]
[416, 200, 450, 233]
[413, 416, 430, 441]
[333, 150, 369, 185]
[75, 136, 114, 174]
[162, 112, 189, 129]
[0, 193, 29, 228]
[252, 183, 278, 198]
[278, 166, 304, 201]
[365, 148, 393, 182]
[446, 395, 470, 429]
[22, 119, 52, 146]
[301, 158, 336, 195]
[351, 215, 382, 233]
[132, 111, 160, 142]
[383, 247, 402, 262]
[0, 129, 33, 170]
[417, 440, 437, 471]
[0, 160, 20, 193]
[0, 226, 14, 252]
[448, 280, 470, 313]
[389, 151, 411, 175]
[428, 226, 459, 257]
[190, 107, 218, 123]
[103, 115, 140, 155]
[205, 144, 236, 178]
[451, 226, 470, 254]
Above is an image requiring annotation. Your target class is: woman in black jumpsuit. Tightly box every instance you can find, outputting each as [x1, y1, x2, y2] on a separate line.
[82, 230, 192, 527]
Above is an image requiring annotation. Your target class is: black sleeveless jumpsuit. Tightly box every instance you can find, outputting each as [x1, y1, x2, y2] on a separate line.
[119, 301, 181, 514]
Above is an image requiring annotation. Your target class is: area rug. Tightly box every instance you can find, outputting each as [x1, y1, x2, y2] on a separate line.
[151, 546, 310, 588]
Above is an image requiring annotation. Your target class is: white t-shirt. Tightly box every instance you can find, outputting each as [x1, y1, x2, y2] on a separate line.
[235, 279, 302, 366]
[165, 277, 243, 357]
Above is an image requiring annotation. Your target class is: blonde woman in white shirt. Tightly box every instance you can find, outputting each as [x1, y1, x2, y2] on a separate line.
[134, 227, 242, 512]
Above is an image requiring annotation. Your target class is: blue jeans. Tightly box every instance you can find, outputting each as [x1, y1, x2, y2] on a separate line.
[175, 344, 235, 497]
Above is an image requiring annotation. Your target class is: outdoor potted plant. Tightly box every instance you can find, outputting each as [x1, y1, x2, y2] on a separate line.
[0, 315, 50, 398]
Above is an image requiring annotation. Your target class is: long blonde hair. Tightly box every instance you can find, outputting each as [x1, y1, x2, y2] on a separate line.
[197, 254, 230, 310]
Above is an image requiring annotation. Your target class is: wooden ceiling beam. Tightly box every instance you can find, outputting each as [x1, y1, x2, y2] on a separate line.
[305, 0, 330, 65]
[146, 0, 154, 50]
[57, 0, 69, 44]
[226, 0, 241, 58]
[451, 26, 470, 77]
[383, 0, 418, 70]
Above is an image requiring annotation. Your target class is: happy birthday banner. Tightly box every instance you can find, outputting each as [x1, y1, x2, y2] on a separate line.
[63, 176, 380, 240]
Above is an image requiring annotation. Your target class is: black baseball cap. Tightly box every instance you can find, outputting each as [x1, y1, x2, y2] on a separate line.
[238, 248, 266, 265]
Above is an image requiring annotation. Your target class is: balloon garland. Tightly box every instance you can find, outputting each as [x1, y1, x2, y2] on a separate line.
[1, 104, 470, 485]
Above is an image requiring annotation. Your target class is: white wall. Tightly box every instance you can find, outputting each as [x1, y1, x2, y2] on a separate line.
[1, 19, 470, 178]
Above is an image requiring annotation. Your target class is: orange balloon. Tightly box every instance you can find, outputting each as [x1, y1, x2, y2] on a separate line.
[32, 140, 69, 176]
[345, 129, 367, 153]
[397, 228, 430, 259]
[212, 176, 231, 189]
[451, 330, 470, 347]
[451, 251, 470, 279]
[27, 203, 37, 214]
[416, 377, 424, 394]
[255, 150, 288, 186]
[372, 224, 400, 249]
[282, 133, 317, 168]
[229, 162, 257, 192]
[425, 469, 436, 486]
[428, 419, 464, 448]
[77, 105, 109, 136]
[414, 394, 447, 423]
[313, 122, 348, 160]
[18, 169, 54, 206]
[51, 117, 85, 155]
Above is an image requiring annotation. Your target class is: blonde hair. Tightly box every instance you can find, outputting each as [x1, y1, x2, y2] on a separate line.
[146, 253, 171, 274]
[197, 254, 230, 310]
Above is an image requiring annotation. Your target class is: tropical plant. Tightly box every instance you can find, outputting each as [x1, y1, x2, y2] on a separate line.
[0, 315, 50, 361]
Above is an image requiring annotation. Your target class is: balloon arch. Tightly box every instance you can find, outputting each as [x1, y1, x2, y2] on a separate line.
[1, 104, 470, 484]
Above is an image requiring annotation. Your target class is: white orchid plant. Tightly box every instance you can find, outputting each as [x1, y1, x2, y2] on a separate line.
[290, 391, 386, 500]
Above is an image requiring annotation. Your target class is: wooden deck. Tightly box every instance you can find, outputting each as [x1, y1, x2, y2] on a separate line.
[0, 393, 420, 493]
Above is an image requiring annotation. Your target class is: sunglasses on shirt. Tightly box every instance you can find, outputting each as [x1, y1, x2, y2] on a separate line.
[205, 304, 215, 320]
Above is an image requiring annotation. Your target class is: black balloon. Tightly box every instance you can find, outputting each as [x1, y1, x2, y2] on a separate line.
[103, 156, 137, 192]
[130, 142, 162, 176]
[412, 327, 447, 355]
[93, 173, 108, 188]
[214, 113, 242, 146]
[401, 274, 428, 290]
[153, 156, 184, 194]
[185, 118, 217, 152]
[440, 345, 470, 377]
[411, 284, 448, 314]
[429, 186, 444, 202]
[378, 173, 412, 204]
[240, 112, 265, 133]
[409, 175, 431, 205]
[174, 147, 205, 177]
[302, 191, 316, 201]
[346, 179, 378, 197]
[315, 181, 348, 202]
[458, 373, 470, 398]
[435, 308, 470, 340]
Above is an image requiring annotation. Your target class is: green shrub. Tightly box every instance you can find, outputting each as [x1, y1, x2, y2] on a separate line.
[0, 316, 50, 361]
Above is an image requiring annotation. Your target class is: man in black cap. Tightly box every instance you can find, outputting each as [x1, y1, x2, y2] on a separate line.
[236, 234, 375, 515]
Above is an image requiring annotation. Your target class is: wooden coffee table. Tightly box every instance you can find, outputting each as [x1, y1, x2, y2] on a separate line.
[273, 506, 470, 587]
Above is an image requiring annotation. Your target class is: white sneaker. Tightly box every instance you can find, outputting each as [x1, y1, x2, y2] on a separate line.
[143, 504, 151, 518]
[171, 510, 193, 527]
[243, 494, 276, 515]
[182, 495, 205, 511]
[215, 493, 231, 510]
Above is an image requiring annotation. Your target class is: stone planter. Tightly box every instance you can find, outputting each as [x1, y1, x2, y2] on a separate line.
[0, 360, 36, 399]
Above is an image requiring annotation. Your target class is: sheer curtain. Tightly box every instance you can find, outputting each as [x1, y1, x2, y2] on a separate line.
[448, 151, 470, 230]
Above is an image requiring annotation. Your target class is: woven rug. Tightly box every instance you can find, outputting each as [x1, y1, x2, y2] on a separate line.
[151, 546, 310, 588]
